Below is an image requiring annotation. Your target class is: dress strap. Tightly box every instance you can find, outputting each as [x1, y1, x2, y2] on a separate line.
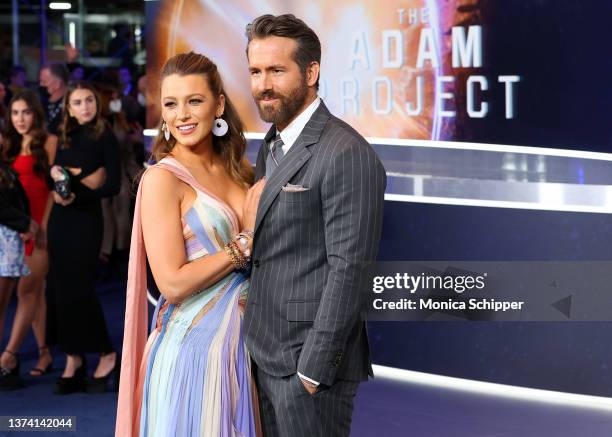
[154, 158, 199, 188]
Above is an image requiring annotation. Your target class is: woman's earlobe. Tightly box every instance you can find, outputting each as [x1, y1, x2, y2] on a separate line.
[218, 95, 226, 115]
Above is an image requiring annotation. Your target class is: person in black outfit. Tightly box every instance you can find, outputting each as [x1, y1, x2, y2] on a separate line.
[0, 160, 38, 390]
[0, 162, 33, 234]
[39, 62, 68, 136]
[46, 81, 120, 394]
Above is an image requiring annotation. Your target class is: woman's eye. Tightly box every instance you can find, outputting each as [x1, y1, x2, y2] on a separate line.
[189, 99, 202, 104]
[164, 102, 175, 107]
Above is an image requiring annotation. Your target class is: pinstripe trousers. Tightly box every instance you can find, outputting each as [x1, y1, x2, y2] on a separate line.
[255, 367, 359, 437]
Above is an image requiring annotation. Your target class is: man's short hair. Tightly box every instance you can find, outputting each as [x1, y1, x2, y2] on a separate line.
[245, 14, 321, 89]
[42, 62, 69, 84]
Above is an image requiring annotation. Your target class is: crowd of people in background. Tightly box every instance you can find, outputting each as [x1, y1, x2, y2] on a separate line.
[0, 51, 146, 394]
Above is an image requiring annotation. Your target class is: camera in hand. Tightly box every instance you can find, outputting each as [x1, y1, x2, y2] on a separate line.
[51, 166, 72, 200]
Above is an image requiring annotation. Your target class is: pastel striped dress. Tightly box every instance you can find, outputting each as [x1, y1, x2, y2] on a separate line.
[116, 158, 261, 437]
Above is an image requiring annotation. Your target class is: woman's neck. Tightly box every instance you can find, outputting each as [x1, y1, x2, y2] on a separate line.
[21, 134, 32, 154]
[170, 138, 217, 172]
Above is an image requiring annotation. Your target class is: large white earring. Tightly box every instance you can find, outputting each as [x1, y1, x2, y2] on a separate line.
[162, 121, 171, 141]
[212, 118, 228, 137]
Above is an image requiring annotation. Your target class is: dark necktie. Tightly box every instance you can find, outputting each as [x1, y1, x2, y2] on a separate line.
[265, 132, 285, 178]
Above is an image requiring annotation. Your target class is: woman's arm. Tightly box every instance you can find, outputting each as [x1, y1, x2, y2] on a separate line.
[76, 167, 106, 190]
[45, 134, 58, 166]
[96, 129, 121, 197]
[140, 167, 236, 304]
[69, 130, 121, 205]
[35, 192, 54, 249]
[41, 136, 57, 232]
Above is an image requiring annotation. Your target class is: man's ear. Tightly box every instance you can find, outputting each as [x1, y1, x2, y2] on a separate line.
[306, 62, 320, 88]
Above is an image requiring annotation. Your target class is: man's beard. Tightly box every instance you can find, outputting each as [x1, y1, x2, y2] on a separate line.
[255, 78, 309, 127]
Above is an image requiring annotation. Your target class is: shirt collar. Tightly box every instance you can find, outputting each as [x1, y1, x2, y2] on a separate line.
[273, 97, 321, 150]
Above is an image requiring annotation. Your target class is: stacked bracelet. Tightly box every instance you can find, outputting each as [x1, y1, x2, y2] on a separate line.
[224, 243, 242, 269]
[225, 230, 253, 270]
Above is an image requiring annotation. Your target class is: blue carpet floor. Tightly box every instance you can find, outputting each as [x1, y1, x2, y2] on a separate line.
[1, 279, 123, 437]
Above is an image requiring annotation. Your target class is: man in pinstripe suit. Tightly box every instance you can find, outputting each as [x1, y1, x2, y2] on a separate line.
[243, 14, 386, 437]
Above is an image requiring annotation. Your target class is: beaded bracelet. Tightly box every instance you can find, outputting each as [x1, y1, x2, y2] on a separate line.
[225, 230, 254, 270]
[229, 241, 248, 268]
[224, 243, 242, 269]
[225, 241, 249, 270]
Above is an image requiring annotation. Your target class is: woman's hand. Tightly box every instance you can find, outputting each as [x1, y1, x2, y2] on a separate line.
[19, 219, 39, 243]
[53, 191, 75, 206]
[80, 167, 107, 190]
[242, 178, 266, 234]
[50, 165, 67, 181]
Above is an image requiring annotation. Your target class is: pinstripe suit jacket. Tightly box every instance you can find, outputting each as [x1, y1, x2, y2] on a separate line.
[244, 102, 386, 386]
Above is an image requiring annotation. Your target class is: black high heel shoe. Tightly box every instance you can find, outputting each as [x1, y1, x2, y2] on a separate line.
[86, 352, 120, 394]
[0, 350, 23, 391]
[54, 355, 87, 395]
[30, 346, 53, 376]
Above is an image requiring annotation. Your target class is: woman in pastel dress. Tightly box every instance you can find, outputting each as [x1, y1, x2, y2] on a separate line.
[116, 52, 265, 437]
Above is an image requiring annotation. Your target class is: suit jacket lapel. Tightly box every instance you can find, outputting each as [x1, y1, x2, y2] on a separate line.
[254, 101, 331, 234]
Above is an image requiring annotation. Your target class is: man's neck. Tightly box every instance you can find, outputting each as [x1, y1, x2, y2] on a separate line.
[49, 87, 65, 103]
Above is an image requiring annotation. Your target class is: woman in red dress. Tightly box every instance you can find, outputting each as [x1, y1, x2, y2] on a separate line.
[0, 90, 57, 387]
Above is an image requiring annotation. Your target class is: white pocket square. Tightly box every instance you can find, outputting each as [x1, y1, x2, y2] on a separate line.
[282, 183, 309, 192]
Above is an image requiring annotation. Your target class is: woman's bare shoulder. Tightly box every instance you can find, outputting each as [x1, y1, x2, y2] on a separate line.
[141, 166, 185, 200]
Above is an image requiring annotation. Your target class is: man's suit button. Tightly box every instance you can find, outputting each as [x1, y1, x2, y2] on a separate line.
[253, 259, 260, 268]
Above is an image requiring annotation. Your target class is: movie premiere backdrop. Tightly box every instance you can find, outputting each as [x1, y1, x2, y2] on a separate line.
[145, 0, 610, 151]
[144, 0, 612, 398]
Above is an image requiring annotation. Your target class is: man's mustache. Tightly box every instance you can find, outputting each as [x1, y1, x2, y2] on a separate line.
[256, 91, 282, 101]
